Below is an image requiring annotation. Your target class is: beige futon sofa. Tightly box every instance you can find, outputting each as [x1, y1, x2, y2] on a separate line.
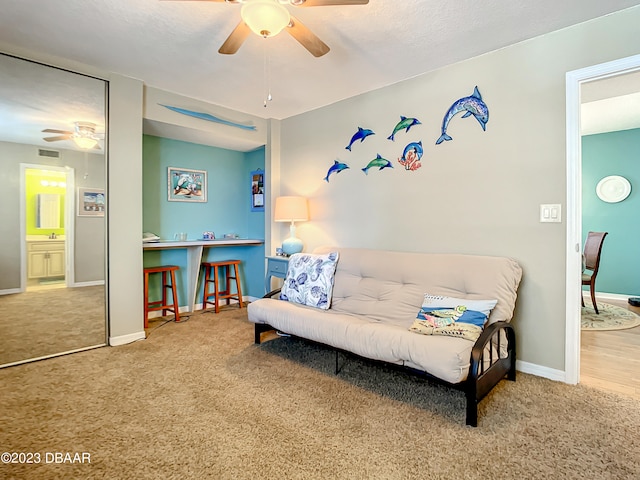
[248, 247, 522, 426]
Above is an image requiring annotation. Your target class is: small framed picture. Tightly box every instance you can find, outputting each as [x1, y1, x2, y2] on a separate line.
[77, 187, 105, 217]
[251, 170, 264, 212]
[168, 167, 207, 203]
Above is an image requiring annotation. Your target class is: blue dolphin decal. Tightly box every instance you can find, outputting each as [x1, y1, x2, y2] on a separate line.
[435, 86, 489, 145]
[324, 160, 350, 182]
[402, 141, 423, 161]
[346, 127, 375, 151]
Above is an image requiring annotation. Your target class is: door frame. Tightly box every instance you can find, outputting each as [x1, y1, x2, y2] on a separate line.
[565, 53, 640, 384]
[20, 163, 76, 292]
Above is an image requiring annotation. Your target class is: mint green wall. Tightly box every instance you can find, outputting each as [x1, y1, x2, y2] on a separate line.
[582, 128, 640, 296]
[143, 136, 265, 305]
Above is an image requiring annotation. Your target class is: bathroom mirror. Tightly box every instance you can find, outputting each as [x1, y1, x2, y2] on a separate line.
[37, 194, 62, 229]
[0, 52, 108, 368]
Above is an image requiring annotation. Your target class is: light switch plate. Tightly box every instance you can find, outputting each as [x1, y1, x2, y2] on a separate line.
[540, 204, 562, 223]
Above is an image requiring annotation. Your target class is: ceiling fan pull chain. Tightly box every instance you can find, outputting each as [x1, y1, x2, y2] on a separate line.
[263, 38, 273, 107]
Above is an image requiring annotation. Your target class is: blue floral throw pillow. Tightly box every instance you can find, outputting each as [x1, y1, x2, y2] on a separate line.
[279, 252, 339, 310]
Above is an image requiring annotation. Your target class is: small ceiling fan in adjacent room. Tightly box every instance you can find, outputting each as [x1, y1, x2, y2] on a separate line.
[165, 0, 369, 57]
[42, 121, 103, 150]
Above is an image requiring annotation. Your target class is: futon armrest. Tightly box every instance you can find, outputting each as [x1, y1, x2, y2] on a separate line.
[468, 321, 516, 388]
[263, 288, 281, 299]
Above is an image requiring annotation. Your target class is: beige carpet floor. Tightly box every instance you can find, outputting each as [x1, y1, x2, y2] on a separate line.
[1, 306, 639, 479]
[0, 286, 106, 367]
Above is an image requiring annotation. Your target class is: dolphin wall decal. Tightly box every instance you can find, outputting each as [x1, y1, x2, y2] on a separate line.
[345, 127, 375, 151]
[387, 116, 421, 141]
[324, 160, 350, 182]
[435, 86, 489, 145]
[362, 154, 393, 175]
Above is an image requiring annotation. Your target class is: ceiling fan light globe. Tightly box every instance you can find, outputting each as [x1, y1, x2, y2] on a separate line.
[73, 135, 98, 150]
[241, 0, 290, 38]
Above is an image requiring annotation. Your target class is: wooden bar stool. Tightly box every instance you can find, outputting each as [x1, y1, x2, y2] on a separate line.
[202, 260, 243, 313]
[143, 265, 180, 328]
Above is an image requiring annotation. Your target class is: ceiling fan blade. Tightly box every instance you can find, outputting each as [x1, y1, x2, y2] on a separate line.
[43, 135, 71, 142]
[286, 15, 330, 57]
[291, 0, 369, 6]
[42, 129, 72, 135]
[219, 20, 252, 55]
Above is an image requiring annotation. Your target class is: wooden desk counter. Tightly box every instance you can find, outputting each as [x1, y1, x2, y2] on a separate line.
[143, 238, 264, 312]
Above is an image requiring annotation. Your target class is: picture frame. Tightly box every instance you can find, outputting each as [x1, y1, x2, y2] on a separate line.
[77, 187, 105, 217]
[251, 169, 264, 212]
[168, 167, 207, 203]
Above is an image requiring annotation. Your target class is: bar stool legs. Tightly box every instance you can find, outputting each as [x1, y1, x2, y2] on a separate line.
[143, 265, 180, 328]
[202, 260, 243, 313]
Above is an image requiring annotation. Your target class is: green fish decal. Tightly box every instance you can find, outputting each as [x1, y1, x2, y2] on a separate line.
[387, 116, 421, 141]
[362, 154, 393, 175]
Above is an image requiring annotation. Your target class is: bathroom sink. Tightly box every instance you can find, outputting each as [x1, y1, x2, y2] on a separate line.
[26, 235, 66, 241]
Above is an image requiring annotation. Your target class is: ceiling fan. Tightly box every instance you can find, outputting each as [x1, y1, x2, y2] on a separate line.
[42, 121, 103, 150]
[167, 0, 369, 57]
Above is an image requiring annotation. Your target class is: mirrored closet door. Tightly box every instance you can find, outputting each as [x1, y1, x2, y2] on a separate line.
[0, 53, 108, 367]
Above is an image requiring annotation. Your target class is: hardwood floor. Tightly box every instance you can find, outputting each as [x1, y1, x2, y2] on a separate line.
[580, 297, 640, 399]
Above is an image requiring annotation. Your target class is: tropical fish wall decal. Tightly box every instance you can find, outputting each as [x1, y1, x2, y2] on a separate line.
[398, 141, 423, 171]
[435, 86, 489, 145]
[159, 104, 257, 131]
[324, 160, 350, 182]
[362, 154, 393, 175]
[345, 127, 375, 151]
[387, 116, 421, 141]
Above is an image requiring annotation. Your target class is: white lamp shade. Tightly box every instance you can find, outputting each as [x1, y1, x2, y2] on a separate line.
[274, 196, 309, 223]
[241, 0, 290, 38]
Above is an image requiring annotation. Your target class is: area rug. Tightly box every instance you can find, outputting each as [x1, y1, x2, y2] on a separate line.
[581, 301, 640, 331]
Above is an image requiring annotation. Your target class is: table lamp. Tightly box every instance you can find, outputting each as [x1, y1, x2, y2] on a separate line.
[274, 196, 309, 256]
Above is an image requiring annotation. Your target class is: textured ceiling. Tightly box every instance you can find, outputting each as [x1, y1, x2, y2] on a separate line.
[0, 0, 639, 152]
[1, 0, 640, 120]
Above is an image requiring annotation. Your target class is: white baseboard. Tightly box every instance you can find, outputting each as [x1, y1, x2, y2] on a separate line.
[516, 360, 567, 382]
[146, 296, 255, 319]
[146, 305, 192, 319]
[109, 331, 146, 346]
[582, 291, 636, 302]
[72, 280, 105, 288]
[0, 288, 22, 296]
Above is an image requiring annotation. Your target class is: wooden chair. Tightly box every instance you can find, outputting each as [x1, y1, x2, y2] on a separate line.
[143, 265, 180, 328]
[581, 231, 608, 314]
[202, 260, 243, 313]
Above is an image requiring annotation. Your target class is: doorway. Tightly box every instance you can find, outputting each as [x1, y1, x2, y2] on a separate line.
[565, 53, 640, 385]
[20, 164, 75, 292]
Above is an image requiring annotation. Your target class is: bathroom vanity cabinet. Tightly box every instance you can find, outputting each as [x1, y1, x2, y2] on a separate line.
[27, 240, 65, 279]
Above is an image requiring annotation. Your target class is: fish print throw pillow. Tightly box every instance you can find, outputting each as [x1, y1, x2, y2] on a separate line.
[280, 252, 339, 310]
[409, 320, 484, 342]
[417, 294, 498, 328]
